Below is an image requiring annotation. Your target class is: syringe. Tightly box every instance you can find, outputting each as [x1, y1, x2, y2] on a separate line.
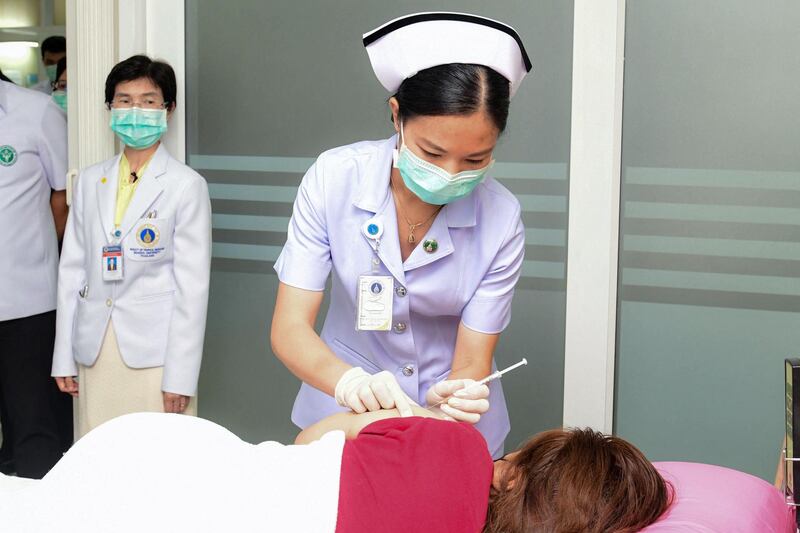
[431, 358, 528, 408]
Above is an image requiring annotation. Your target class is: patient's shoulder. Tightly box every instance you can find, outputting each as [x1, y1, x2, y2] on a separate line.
[339, 417, 492, 531]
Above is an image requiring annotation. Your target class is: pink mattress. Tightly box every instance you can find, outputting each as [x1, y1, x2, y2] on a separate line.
[642, 462, 795, 532]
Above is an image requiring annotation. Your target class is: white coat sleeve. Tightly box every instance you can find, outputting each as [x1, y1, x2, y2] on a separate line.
[161, 175, 212, 396]
[52, 171, 86, 376]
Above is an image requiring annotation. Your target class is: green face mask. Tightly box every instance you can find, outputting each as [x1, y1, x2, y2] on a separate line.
[392, 122, 494, 205]
[109, 108, 168, 149]
[45, 64, 58, 83]
[52, 90, 67, 112]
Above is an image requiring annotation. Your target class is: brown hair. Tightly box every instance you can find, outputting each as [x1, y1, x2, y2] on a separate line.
[484, 428, 672, 533]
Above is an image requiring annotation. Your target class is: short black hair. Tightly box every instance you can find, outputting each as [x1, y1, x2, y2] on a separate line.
[41, 36, 66, 59]
[393, 63, 511, 132]
[0, 69, 12, 84]
[104, 55, 177, 109]
[55, 57, 67, 83]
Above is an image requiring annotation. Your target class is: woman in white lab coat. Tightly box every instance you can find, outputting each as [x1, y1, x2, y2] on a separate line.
[51, 55, 212, 437]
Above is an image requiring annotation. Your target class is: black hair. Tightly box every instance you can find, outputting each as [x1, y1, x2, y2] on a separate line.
[393, 63, 511, 132]
[55, 57, 67, 83]
[0, 69, 12, 84]
[105, 55, 177, 110]
[41, 36, 66, 59]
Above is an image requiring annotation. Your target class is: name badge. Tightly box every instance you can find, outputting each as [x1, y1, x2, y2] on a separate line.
[356, 275, 393, 331]
[102, 245, 124, 281]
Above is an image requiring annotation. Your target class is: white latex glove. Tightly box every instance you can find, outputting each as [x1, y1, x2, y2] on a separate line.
[425, 379, 490, 424]
[335, 367, 415, 417]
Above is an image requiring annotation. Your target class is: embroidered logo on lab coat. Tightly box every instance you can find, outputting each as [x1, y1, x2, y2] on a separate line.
[127, 222, 166, 260]
[0, 145, 17, 166]
[137, 224, 160, 247]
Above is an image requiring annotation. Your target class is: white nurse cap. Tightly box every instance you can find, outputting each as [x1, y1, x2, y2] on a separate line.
[363, 12, 532, 97]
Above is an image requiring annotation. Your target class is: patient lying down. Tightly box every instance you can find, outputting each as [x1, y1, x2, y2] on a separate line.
[0, 405, 670, 533]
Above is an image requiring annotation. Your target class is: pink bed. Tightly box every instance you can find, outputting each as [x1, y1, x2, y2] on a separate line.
[642, 462, 795, 532]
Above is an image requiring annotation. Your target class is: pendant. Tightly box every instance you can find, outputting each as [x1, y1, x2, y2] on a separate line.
[408, 232, 416, 244]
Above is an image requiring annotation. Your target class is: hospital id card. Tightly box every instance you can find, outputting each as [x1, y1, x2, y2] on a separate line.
[102, 245, 124, 281]
[356, 275, 393, 331]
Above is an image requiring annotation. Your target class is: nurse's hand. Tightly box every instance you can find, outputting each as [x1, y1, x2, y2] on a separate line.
[335, 367, 416, 417]
[55, 376, 79, 398]
[425, 379, 490, 424]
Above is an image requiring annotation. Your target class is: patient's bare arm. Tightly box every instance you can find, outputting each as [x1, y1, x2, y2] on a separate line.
[295, 405, 439, 444]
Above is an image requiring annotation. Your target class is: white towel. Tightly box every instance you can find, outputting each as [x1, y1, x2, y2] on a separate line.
[0, 412, 345, 533]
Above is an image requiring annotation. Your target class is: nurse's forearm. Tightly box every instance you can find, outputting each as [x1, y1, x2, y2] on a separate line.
[273, 321, 350, 395]
[447, 322, 498, 380]
[271, 283, 351, 396]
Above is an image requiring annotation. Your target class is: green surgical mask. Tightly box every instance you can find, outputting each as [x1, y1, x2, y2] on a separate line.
[45, 64, 58, 83]
[392, 122, 493, 205]
[109, 108, 167, 149]
[52, 90, 67, 112]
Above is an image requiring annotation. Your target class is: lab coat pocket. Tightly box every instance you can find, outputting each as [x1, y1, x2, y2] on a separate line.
[72, 297, 101, 360]
[125, 217, 173, 262]
[128, 296, 174, 361]
[331, 338, 382, 373]
[72, 295, 87, 342]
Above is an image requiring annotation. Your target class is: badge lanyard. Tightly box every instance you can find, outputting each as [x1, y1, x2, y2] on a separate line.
[356, 221, 393, 331]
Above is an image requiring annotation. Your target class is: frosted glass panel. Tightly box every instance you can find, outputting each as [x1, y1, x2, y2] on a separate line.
[616, 0, 800, 480]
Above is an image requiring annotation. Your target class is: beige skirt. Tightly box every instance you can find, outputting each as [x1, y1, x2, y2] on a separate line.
[77, 322, 196, 438]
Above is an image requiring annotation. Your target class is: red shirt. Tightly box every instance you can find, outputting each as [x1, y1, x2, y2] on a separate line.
[336, 417, 493, 533]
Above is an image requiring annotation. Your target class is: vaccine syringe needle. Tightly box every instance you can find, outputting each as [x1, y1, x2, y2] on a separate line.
[431, 358, 528, 408]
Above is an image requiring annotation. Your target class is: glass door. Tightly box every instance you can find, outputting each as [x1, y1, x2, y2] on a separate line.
[615, 0, 800, 480]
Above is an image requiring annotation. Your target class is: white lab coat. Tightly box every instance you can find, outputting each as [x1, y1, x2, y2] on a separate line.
[52, 144, 212, 396]
[0, 80, 67, 321]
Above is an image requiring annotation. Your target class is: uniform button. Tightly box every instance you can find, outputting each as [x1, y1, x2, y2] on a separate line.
[401, 364, 415, 377]
[393, 322, 407, 333]
[105, 298, 113, 307]
[396, 286, 407, 297]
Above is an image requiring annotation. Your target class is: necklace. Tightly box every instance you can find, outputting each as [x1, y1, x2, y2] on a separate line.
[391, 177, 442, 244]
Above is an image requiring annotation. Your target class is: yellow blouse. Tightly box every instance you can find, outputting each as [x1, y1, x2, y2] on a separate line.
[114, 154, 153, 227]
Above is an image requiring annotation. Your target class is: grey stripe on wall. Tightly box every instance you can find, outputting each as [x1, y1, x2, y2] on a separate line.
[623, 285, 800, 314]
[620, 167, 800, 313]
[623, 218, 800, 242]
[192, 154, 569, 292]
[623, 251, 800, 278]
[625, 183, 800, 208]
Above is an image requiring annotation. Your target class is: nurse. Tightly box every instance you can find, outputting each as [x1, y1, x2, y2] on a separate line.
[271, 13, 531, 457]
[51, 55, 212, 437]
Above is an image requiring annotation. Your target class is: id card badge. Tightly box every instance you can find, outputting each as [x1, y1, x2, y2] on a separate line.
[102, 245, 124, 281]
[356, 275, 394, 331]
